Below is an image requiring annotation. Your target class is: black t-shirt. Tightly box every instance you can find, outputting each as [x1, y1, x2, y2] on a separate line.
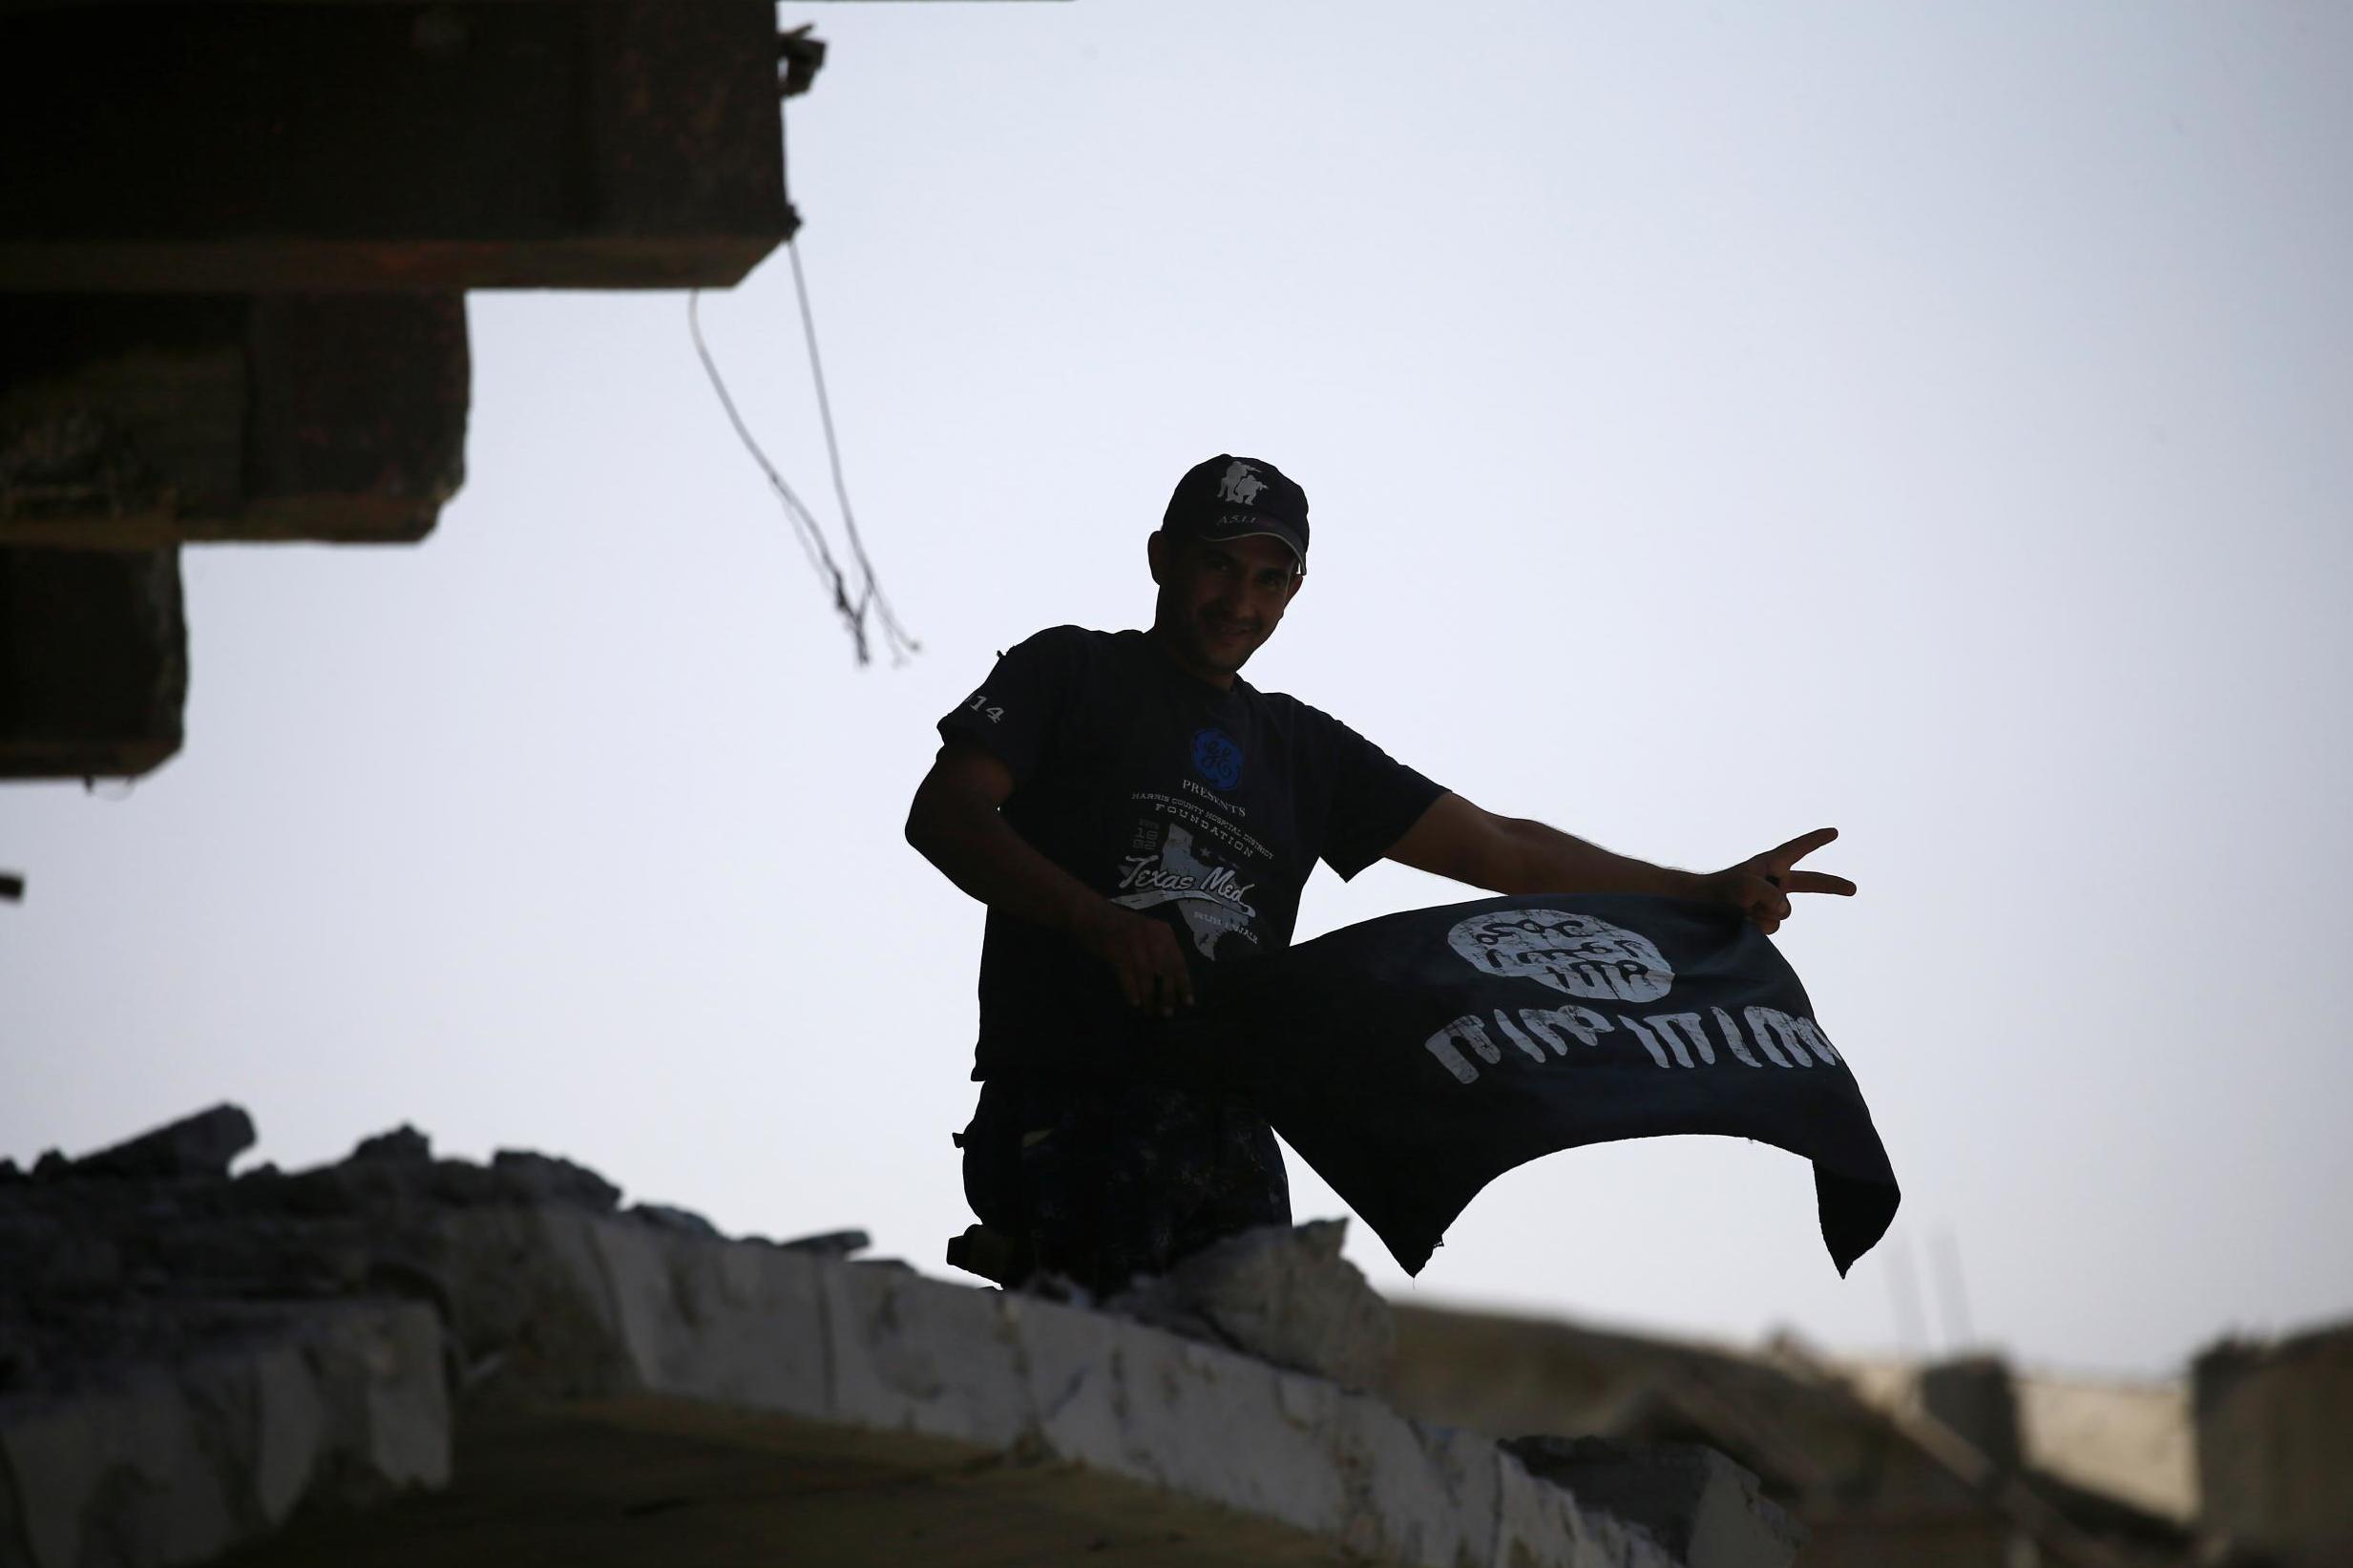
[936, 625, 1448, 1080]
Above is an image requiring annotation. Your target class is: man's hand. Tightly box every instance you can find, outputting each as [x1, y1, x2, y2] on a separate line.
[1071, 900, 1197, 1016]
[1703, 826, 1857, 934]
[906, 744, 1203, 1016]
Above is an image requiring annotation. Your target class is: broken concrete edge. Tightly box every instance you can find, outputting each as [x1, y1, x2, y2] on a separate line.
[0, 1301, 448, 1568]
[3, 1109, 851, 1256]
[0, 1109, 1770, 1566]
[0, 1207, 1713, 1568]
[71, 1103, 256, 1181]
[547, 1214, 1693, 1566]
[1506, 1437, 1803, 1568]
[1104, 1216, 1397, 1391]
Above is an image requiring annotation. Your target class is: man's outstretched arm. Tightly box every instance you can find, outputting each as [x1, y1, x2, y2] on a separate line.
[1385, 793, 1855, 934]
[905, 743, 1201, 1014]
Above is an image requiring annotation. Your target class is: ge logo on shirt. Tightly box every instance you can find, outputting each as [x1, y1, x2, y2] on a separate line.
[1191, 727, 1244, 791]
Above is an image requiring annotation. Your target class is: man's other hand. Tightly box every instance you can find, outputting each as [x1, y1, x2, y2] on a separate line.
[1704, 827, 1857, 935]
[1073, 901, 1197, 1016]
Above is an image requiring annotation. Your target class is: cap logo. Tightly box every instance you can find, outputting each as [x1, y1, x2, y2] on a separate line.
[1217, 460, 1267, 507]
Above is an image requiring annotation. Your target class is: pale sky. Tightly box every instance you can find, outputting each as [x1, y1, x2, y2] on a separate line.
[5, 2, 2349, 1378]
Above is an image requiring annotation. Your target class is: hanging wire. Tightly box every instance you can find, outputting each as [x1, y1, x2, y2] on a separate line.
[687, 287, 865, 661]
[686, 239, 918, 667]
[787, 240, 919, 662]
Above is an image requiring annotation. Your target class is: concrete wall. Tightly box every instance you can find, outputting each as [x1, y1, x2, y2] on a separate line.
[2195, 1321, 2353, 1566]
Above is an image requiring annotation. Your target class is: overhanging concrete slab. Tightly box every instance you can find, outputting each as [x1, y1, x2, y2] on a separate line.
[0, 545, 184, 778]
[1, 296, 468, 548]
[0, 3, 790, 293]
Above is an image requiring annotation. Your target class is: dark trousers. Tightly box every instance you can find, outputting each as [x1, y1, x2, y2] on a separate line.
[958, 1074, 1292, 1298]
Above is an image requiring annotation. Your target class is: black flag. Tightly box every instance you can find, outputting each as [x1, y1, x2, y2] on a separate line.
[1168, 894, 1900, 1277]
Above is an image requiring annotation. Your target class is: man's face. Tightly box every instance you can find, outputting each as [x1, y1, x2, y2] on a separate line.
[1149, 533, 1304, 680]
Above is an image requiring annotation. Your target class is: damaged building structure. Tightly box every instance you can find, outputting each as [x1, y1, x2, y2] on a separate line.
[6, 1104, 2347, 1568]
[0, 1106, 1808, 1568]
[1, 0, 808, 780]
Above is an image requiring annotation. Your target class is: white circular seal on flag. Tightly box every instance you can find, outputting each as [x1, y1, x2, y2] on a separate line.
[1445, 909, 1674, 1004]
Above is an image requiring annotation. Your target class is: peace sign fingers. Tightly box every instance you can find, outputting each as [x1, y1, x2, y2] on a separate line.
[1762, 826, 1839, 872]
[1716, 826, 1858, 930]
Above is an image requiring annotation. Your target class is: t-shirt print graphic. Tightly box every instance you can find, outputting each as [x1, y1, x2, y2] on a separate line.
[1111, 825, 1259, 958]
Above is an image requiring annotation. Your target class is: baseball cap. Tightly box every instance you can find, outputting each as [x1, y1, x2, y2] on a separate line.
[1160, 454, 1309, 566]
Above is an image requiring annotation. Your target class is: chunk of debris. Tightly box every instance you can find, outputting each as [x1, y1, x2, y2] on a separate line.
[776, 1227, 870, 1258]
[1107, 1219, 1396, 1390]
[70, 1102, 255, 1181]
[350, 1124, 432, 1164]
[1505, 1436, 1803, 1568]
[488, 1148, 620, 1210]
[629, 1202, 722, 1239]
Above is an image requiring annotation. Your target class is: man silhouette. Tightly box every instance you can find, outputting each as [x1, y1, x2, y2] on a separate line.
[907, 453, 1852, 1295]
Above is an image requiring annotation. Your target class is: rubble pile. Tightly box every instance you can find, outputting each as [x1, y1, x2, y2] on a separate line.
[0, 1105, 851, 1404]
[0, 1105, 865, 1568]
[1, 1106, 1796, 1568]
